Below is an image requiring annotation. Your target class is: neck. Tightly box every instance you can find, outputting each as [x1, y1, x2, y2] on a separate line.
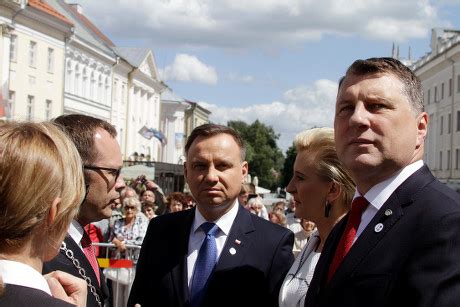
[197, 200, 235, 221]
[0, 242, 43, 273]
[314, 211, 347, 252]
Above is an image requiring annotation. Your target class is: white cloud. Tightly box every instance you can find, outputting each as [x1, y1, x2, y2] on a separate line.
[78, 0, 443, 48]
[159, 53, 218, 84]
[227, 73, 255, 84]
[199, 79, 338, 152]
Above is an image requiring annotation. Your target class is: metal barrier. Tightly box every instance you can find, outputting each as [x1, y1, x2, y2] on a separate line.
[93, 242, 142, 307]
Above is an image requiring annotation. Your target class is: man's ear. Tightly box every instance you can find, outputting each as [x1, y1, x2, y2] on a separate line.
[241, 161, 249, 183]
[183, 161, 188, 179]
[416, 112, 428, 148]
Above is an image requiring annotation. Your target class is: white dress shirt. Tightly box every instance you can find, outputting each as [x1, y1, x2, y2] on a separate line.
[354, 160, 424, 241]
[68, 219, 85, 252]
[187, 199, 239, 288]
[0, 259, 52, 295]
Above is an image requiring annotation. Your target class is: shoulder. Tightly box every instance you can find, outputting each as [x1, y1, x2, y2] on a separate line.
[0, 284, 73, 307]
[248, 211, 293, 239]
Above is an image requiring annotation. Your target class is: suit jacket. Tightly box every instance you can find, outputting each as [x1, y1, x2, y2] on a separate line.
[128, 205, 295, 307]
[0, 284, 73, 307]
[305, 165, 460, 307]
[43, 236, 109, 307]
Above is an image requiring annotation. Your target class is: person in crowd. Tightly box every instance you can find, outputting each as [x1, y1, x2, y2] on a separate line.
[183, 193, 196, 210]
[0, 122, 87, 306]
[279, 127, 355, 307]
[134, 176, 166, 215]
[110, 197, 148, 254]
[305, 57, 460, 306]
[247, 196, 269, 220]
[129, 123, 294, 307]
[166, 192, 186, 213]
[269, 210, 287, 227]
[238, 183, 254, 207]
[272, 201, 286, 214]
[142, 200, 157, 220]
[43, 114, 126, 307]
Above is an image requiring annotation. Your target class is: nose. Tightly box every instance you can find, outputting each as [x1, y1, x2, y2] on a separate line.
[204, 166, 219, 183]
[349, 102, 370, 127]
[286, 177, 295, 194]
[115, 175, 126, 192]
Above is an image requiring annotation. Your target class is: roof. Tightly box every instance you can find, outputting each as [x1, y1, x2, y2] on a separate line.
[46, 0, 115, 56]
[161, 88, 186, 102]
[28, 0, 72, 25]
[67, 3, 114, 47]
[113, 47, 150, 67]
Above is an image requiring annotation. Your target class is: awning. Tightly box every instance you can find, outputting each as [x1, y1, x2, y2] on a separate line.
[121, 164, 155, 180]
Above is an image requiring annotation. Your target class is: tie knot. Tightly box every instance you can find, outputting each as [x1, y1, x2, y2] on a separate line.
[81, 231, 92, 248]
[200, 222, 218, 236]
[351, 197, 369, 214]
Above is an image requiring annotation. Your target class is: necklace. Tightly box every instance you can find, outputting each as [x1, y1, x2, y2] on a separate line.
[60, 242, 102, 307]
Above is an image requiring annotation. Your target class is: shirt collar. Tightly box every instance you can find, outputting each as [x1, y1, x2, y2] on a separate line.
[68, 219, 85, 246]
[0, 260, 52, 295]
[192, 199, 239, 236]
[354, 160, 424, 210]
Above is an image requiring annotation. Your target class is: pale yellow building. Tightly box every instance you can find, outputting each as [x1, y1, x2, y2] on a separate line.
[0, 0, 72, 121]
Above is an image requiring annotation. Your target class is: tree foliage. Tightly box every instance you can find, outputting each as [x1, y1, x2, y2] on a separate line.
[280, 143, 296, 188]
[228, 120, 285, 190]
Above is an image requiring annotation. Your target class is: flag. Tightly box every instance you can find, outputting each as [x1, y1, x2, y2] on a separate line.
[138, 125, 154, 140]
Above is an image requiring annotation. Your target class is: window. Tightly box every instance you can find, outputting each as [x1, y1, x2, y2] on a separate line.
[439, 151, 443, 170]
[449, 78, 453, 97]
[98, 75, 103, 102]
[10, 34, 17, 62]
[435, 86, 438, 102]
[47, 48, 54, 73]
[114, 79, 118, 102]
[447, 150, 451, 170]
[458, 75, 460, 93]
[27, 95, 34, 120]
[74, 65, 80, 95]
[7, 91, 15, 119]
[448, 113, 452, 134]
[121, 84, 126, 105]
[440, 116, 444, 135]
[90, 71, 96, 98]
[427, 89, 431, 104]
[28, 41, 37, 67]
[441, 83, 445, 100]
[456, 149, 459, 170]
[82, 68, 88, 97]
[457, 111, 460, 131]
[45, 99, 52, 120]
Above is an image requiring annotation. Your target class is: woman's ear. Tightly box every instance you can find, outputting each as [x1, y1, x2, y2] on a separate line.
[48, 197, 61, 226]
[327, 181, 342, 203]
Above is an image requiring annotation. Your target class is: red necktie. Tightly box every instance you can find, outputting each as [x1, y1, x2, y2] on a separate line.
[81, 230, 101, 286]
[327, 196, 369, 282]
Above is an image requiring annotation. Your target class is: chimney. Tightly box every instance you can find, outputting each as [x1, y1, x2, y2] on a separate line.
[68, 2, 83, 14]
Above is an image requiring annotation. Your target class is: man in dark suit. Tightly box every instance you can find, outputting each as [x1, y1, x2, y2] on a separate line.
[43, 114, 126, 307]
[305, 57, 460, 306]
[128, 124, 294, 307]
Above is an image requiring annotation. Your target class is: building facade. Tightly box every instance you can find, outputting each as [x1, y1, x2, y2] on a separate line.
[412, 29, 460, 190]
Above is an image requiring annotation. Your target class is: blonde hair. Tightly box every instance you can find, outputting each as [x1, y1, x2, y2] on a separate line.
[0, 122, 85, 251]
[294, 127, 355, 207]
[123, 196, 141, 212]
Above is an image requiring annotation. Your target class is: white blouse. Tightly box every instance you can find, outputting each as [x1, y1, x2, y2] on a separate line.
[0, 259, 52, 295]
[279, 230, 321, 307]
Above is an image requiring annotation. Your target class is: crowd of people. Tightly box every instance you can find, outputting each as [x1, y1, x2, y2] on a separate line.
[2, 56, 460, 307]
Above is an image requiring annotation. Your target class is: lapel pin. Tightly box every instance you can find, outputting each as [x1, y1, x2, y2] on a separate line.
[384, 209, 393, 216]
[229, 247, 236, 255]
[374, 223, 384, 233]
[235, 239, 241, 245]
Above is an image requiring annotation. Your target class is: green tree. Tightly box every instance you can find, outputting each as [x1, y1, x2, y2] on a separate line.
[281, 143, 296, 188]
[228, 120, 284, 190]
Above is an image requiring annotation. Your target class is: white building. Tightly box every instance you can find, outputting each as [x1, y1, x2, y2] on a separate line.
[160, 88, 188, 164]
[113, 47, 166, 161]
[47, 0, 117, 121]
[412, 29, 460, 191]
[0, 0, 72, 121]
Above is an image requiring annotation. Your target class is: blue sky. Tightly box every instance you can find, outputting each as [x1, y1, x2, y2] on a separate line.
[79, 0, 460, 151]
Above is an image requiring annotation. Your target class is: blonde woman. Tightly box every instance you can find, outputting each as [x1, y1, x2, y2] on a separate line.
[0, 122, 86, 306]
[279, 127, 355, 307]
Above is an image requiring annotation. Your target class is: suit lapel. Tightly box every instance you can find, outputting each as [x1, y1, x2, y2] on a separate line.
[170, 209, 195, 304]
[327, 165, 436, 287]
[214, 205, 255, 272]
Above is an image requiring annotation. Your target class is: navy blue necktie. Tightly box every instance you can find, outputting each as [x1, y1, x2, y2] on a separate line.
[190, 222, 219, 307]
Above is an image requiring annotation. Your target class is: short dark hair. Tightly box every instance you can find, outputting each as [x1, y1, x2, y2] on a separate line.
[52, 114, 117, 165]
[184, 124, 246, 161]
[340, 57, 423, 114]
